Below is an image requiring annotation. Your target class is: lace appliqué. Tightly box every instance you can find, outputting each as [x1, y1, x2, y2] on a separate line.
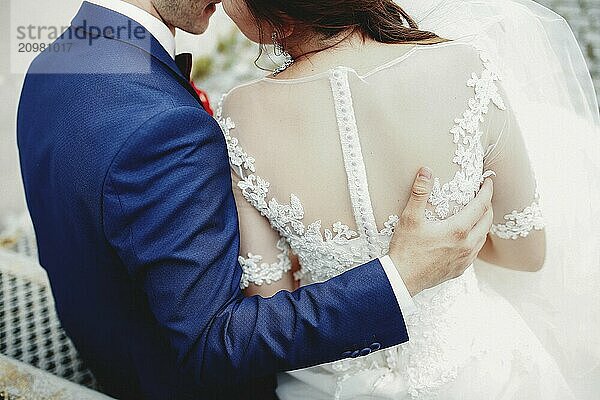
[216, 96, 399, 285]
[428, 51, 504, 220]
[239, 238, 292, 289]
[326, 50, 510, 399]
[490, 197, 544, 240]
[218, 115, 256, 174]
[216, 46, 508, 399]
[381, 215, 399, 236]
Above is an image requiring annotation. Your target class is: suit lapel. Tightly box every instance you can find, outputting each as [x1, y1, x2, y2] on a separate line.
[71, 2, 200, 103]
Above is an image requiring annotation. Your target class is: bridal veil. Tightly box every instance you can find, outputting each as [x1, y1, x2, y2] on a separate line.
[396, 0, 600, 396]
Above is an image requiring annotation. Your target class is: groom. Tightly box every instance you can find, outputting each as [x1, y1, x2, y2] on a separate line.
[17, 0, 493, 398]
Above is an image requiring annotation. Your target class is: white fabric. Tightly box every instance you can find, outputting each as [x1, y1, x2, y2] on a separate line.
[216, 37, 579, 398]
[396, 1, 600, 398]
[378, 255, 417, 316]
[87, 0, 176, 58]
[399, 0, 599, 126]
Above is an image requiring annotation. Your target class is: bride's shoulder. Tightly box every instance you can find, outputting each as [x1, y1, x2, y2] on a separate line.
[415, 38, 480, 55]
[217, 77, 271, 120]
[215, 78, 277, 145]
[414, 39, 486, 69]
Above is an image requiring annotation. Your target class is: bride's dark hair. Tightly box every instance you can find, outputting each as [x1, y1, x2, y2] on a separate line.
[245, 0, 449, 54]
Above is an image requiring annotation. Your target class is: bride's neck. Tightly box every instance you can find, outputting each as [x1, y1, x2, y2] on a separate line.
[286, 29, 370, 62]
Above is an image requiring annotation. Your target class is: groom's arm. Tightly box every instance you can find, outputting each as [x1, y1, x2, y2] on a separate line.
[102, 105, 409, 386]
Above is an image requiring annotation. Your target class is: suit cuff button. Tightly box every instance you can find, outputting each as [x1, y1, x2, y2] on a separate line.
[360, 348, 371, 356]
[370, 342, 381, 351]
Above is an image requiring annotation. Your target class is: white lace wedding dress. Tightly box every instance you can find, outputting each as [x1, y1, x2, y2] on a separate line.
[216, 40, 575, 399]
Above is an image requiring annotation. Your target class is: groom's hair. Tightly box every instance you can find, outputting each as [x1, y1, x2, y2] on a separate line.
[245, 0, 449, 58]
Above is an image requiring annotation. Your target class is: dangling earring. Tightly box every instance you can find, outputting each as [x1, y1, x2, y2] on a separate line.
[272, 31, 294, 76]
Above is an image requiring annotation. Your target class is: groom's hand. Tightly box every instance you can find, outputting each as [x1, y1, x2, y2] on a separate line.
[389, 167, 493, 296]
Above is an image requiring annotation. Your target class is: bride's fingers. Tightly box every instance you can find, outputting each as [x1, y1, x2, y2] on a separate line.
[449, 178, 493, 231]
[400, 167, 434, 227]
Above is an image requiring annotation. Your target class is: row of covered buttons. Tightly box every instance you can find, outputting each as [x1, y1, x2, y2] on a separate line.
[341, 342, 381, 359]
[331, 69, 380, 259]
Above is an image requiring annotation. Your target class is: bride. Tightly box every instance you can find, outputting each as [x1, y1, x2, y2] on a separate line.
[216, 0, 600, 398]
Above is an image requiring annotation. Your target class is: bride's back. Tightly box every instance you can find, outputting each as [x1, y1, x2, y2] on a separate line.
[219, 40, 505, 242]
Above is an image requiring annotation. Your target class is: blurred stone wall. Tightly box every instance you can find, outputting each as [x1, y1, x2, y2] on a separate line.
[536, 0, 600, 106]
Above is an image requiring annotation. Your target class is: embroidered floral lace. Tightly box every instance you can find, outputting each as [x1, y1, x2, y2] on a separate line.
[239, 238, 292, 288]
[216, 41, 548, 399]
[490, 196, 544, 239]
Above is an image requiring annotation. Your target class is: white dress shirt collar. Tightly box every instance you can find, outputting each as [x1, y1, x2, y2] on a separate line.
[87, 0, 176, 58]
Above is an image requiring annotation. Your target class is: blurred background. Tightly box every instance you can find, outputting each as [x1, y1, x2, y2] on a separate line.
[0, 0, 598, 396]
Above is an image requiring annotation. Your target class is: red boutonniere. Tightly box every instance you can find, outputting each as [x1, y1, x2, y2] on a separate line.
[190, 81, 214, 116]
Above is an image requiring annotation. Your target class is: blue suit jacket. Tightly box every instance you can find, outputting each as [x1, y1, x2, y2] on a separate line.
[17, 2, 409, 399]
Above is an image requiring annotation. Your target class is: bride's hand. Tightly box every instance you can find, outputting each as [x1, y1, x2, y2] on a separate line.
[388, 167, 493, 296]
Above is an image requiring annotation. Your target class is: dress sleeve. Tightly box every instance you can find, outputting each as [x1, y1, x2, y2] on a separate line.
[483, 86, 545, 240]
[217, 102, 295, 294]
[231, 170, 295, 292]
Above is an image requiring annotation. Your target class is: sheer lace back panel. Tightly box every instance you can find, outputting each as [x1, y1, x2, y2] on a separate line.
[218, 41, 508, 285]
[216, 40, 547, 398]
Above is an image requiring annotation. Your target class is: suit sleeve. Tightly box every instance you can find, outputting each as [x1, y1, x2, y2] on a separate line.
[102, 105, 409, 386]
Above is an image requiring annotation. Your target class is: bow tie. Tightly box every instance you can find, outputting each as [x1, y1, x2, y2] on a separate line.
[175, 53, 193, 81]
